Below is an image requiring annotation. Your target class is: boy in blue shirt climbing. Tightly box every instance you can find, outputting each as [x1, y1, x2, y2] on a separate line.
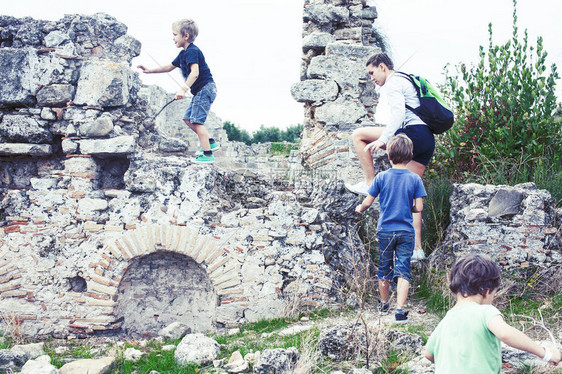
[355, 133, 426, 322]
[138, 19, 219, 164]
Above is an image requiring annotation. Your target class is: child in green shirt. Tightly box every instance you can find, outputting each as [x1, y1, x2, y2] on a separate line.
[424, 254, 561, 373]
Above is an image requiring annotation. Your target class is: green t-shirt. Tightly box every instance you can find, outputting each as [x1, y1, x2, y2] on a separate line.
[426, 302, 502, 374]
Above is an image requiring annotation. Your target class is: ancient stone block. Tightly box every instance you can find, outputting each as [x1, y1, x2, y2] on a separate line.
[488, 189, 524, 217]
[315, 99, 368, 125]
[58, 357, 115, 374]
[334, 27, 363, 41]
[44, 30, 70, 47]
[325, 41, 379, 60]
[0, 49, 35, 107]
[0, 143, 52, 156]
[362, 6, 378, 19]
[253, 348, 300, 374]
[40, 108, 57, 121]
[303, 5, 350, 25]
[291, 79, 339, 103]
[30, 178, 58, 190]
[61, 139, 78, 154]
[174, 334, 220, 367]
[307, 55, 367, 88]
[0, 115, 53, 144]
[36, 84, 75, 107]
[302, 32, 335, 51]
[64, 157, 98, 173]
[113, 35, 142, 63]
[78, 115, 114, 137]
[78, 136, 136, 156]
[73, 60, 131, 107]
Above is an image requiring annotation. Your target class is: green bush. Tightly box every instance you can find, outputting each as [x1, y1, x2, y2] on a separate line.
[437, 0, 561, 185]
[223, 120, 252, 145]
[270, 142, 299, 155]
[421, 177, 452, 255]
[223, 122, 303, 145]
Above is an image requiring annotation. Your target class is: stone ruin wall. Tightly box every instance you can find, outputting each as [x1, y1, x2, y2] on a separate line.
[0, 13, 366, 339]
[291, 0, 383, 183]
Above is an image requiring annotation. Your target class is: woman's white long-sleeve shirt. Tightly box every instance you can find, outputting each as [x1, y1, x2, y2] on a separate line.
[377, 72, 427, 144]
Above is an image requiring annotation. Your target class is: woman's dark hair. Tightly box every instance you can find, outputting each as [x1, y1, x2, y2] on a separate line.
[449, 253, 501, 297]
[366, 52, 394, 70]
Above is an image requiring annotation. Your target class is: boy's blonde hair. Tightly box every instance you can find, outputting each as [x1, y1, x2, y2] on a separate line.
[172, 19, 198, 43]
[386, 134, 413, 164]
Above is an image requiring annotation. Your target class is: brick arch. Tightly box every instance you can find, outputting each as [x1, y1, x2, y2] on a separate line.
[76, 224, 244, 334]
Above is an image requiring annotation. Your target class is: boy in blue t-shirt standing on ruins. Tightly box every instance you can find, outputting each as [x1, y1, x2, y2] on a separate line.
[355, 134, 426, 322]
[138, 19, 219, 164]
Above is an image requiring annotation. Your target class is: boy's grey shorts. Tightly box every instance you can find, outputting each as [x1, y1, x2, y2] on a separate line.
[183, 82, 217, 125]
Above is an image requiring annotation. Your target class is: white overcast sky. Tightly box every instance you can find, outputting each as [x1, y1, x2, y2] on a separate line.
[3, 0, 562, 132]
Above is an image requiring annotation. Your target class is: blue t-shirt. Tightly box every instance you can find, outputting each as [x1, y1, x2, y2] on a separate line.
[367, 168, 426, 233]
[172, 43, 214, 95]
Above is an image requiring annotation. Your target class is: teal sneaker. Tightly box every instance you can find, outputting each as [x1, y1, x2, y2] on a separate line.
[193, 154, 215, 164]
[195, 142, 221, 156]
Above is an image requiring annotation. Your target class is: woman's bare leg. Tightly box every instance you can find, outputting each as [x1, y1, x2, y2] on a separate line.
[351, 126, 385, 184]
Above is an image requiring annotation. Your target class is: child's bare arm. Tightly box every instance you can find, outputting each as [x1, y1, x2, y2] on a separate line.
[488, 315, 561, 365]
[412, 197, 423, 213]
[137, 63, 176, 74]
[355, 195, 375, 214]
[423, 348, 434, 363]
[176, 63, 200, 99]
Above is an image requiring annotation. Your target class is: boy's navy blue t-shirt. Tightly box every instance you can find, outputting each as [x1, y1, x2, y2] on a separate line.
[172, 43, 214, 95]
[367, 168, 426, 233]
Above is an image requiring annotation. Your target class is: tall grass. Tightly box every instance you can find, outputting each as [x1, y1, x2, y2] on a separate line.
[473, 151, 562, 205]
[421, 177, 452, 256]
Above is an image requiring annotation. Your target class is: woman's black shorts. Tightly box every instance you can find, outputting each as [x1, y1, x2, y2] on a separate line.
[395, 124, 435, 166]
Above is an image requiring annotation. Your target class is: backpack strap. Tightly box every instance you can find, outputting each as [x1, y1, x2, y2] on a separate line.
[394, 71, 419, 118]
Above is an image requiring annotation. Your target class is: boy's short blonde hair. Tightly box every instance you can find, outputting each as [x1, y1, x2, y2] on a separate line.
[172, 19, 198, 43]
[386, 134, 413, 164]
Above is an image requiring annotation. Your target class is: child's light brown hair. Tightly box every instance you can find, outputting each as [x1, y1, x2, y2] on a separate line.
[172, 19, 198, 43]
[386, 133, 413, 164]
[449, 253, 501, 297]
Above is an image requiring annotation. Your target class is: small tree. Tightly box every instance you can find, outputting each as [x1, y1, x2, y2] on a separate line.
[223, 120, 252, 145]
[437, 0, 561, 182]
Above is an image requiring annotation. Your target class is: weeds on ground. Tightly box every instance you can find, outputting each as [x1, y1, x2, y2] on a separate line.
[0, 311, 24, 346]
[376, 349, 409, 374]
[112, 348, 199, 374]
[0, 334, 10, 349]
[420, 177, 452, 256]
[411, 267, 454, 318]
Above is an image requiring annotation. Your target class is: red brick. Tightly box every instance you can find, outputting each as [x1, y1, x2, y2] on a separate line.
[4, 226, 21, 233]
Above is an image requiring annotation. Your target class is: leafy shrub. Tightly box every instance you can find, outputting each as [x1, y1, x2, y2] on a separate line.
[421, 177, 452, 254]
[270, 142, 299, 155]
[223, 122, 303, 145]
[223, 120, 252, 145]
[437, 0, 561, 184]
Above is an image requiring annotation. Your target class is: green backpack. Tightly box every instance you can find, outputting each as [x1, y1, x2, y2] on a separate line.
[397, 72, 454, 134]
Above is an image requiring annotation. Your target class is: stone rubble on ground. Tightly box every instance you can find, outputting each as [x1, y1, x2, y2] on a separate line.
[19, 355, 59, 374]
[158, 321, 191, 340]
[174, 333, 221, 367]
[58, 356, 115, 374]
[252, 347, 300, 374]
[224, 350, 249, 373]
[123, 347, 143, 362]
